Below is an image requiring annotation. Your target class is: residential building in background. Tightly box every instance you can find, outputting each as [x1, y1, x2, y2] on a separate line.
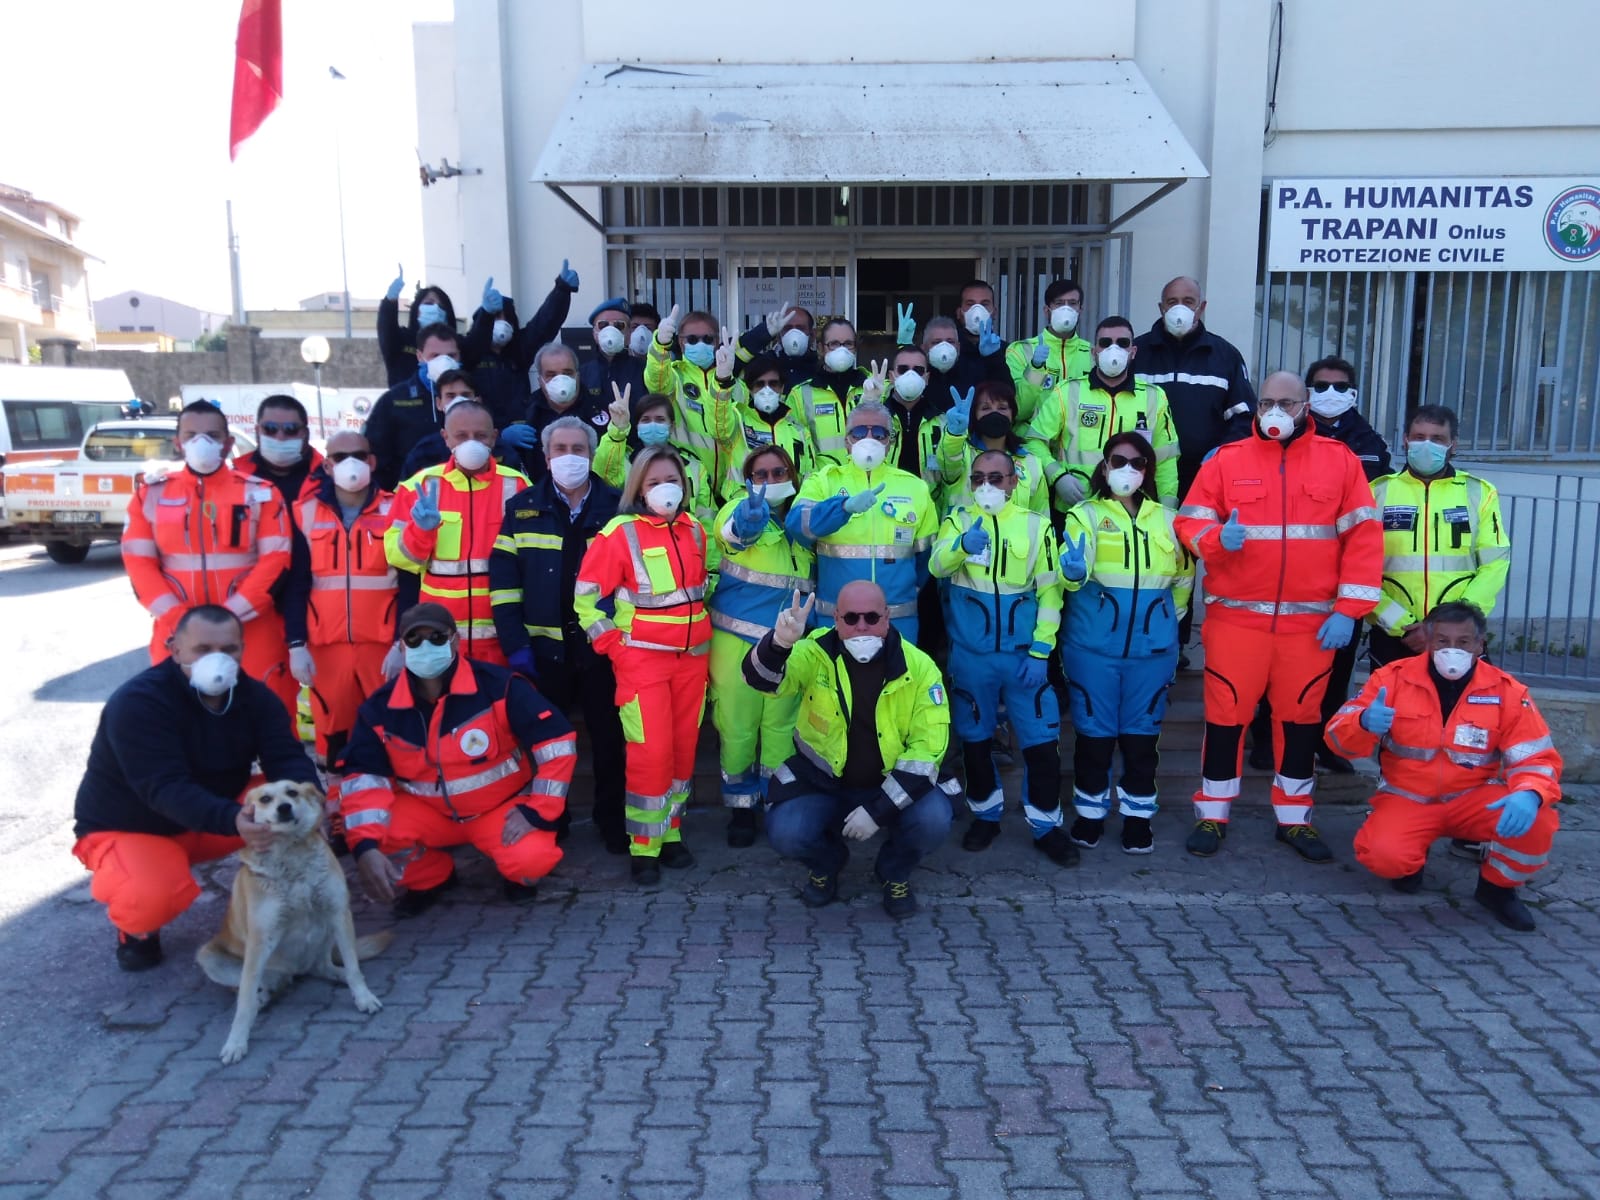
[244, 291, 380, 339]
[0, 184, 97, 363]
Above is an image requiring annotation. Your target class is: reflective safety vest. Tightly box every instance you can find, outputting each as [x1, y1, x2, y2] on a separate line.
[1005, 330, 1093, 423]
[574, 512, 712, 654]
[786, 376, 867, 466]
[294, 490, 398, 646]
[593, 430, 723, 529]
[123, 465, 293, 628]
[935, 436, 1051, 517]
[733, 406, 816, 483]
[1367, 468, 1511, 635]
[929, 500, 1063, 656]
[1061, 496, 1195, 658]
[1023, 377, 1181, 504]
[643, 344, 747, 492]
[386, 457, 530, 658]
[708, 495, 815, 644]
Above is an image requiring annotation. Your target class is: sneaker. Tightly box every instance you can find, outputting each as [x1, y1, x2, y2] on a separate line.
[502, 880, 539, 906]
[1069, 817, 1104, 849]
[1474, 876, 1536, 932]
[1121, 817, 1154, 855]
[881, 879, 918, 920]
[631, 857, 662, 886]
[961, 820, 1002, 852]
[1275, 824, 1334, 864]
[1391, 868, 1424, 894]
[726, 809, 758, 849]
[800, 868, 840, 908]
[659, 841, 695, 870]
[1185, 820, 1227, 857]
[393, 872, 457, 919]
[115, 930, 163, 973]
[1035, 827, 1080, 866]
[1448, 839, 1485, 862]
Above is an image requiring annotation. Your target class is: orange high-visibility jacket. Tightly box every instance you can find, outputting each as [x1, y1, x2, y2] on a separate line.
[573, 512, 712, 655]
[294, 489, 399, 646]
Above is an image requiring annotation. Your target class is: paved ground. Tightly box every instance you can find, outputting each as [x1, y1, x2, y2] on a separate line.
[3, 542, 1599, 1198]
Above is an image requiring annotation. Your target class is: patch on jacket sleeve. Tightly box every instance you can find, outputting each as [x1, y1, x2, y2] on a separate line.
[928, 684, 945, 706]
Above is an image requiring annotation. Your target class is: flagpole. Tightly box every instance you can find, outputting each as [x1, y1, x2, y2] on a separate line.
[331, 66, 352, 339]
[227, 199, 245, 325]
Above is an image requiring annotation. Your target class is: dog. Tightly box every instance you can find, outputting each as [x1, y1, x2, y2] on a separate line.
[197, 780, 390, 1064]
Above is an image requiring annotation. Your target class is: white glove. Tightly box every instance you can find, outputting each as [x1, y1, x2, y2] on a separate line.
[381, 641, 405, 680]
[841, 806, 880, 842]
[765, 302, 796, 339]
[773, 588, 816, 649]
[1053, 473, 1086, 506]
[289, 645, 316, 686]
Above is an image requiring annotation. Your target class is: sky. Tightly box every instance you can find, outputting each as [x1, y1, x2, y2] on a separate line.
[3, 0, 453, 315]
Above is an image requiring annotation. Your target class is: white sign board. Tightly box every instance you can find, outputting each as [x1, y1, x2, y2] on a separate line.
[741, 275, 843, 329]
[1267, 177, 1600, 272]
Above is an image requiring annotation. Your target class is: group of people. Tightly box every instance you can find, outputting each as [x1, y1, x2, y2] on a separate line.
[72, 263, 1563, 974]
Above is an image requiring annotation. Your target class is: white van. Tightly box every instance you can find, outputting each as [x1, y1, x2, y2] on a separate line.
[0, 364, 139, 468]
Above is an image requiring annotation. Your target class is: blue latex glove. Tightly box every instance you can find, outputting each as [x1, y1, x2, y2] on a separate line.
[844, 483, 886, 515]
[896, 302, 916, 346]
[732, 484, 770, 540]
[960, 517, 989, 557]
[409, 478, 442, 531]
[558, 258, 580, 290]
[945, 387, 974, 437]
[499, 422, 540, 451]
[1486, 790, 1541, 840]
[1218, 508, 1246, 552]
[1359, 687, 1394, 735]
[507, 646, 538, 681]
[1202, 446, 1220, 463]
[1317, 612, 1356, 650]
[385, 263, 404, 301]
[1061, 530, 1089, 582]
[978, 318, 1003, 357]
[1015, 655, 1049, 688]
[1030, 333, 1050, 369]
[482, 276, 503, 314]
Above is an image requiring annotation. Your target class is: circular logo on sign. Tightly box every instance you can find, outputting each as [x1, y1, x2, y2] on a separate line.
[353, 396, 372, 417]
[459, 729, 490, 757]
[1545, 186, 1600, 262]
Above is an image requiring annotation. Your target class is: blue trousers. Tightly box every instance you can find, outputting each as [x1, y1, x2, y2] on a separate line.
[1064, 646, 1176, 738]
[766, 784, 952, 882]
[948, 643, 1060, 747]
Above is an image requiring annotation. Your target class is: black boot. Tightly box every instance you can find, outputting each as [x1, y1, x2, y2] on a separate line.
[726, 808, 759, 849]
[1391, 867, 1424, 894]
[1035, 827, 1079, 866]
[1474, 877, 1536, 931]
[962, 819, 1002, 851]
[631, 856, 662, 886]
[393, 871, 458, 919]
[115, 930, 163, 972]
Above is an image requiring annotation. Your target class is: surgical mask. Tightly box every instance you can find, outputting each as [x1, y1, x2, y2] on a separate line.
[637, 421, 671, 446]
[425, 355, 460, 384]
[543, 374, 578, 406]
[491, 320, 513, 349]
[893, 371, 926, 402]
[973, 483, 1007, 514]
[684, 341, 716, 370]
[1096, 345, 1130, 377]
[1258, 407, 1296, 441]
[183, 435, 224, 475]
[963, 303, 991, 335]
[1049, 304, 1079, 335]
[849, 438, 887, 471]
[453, 438, 492, 471]
[418, 302, 447, 328]
[405, 638, 455, 679]
[259, 436, 303, 467]
[1432, 647, 1475, 681]
[645, 481, 684, 516]
[762, 480, 796, 504]
[332, 457, 371, 491]
[781, 328, 810, 357]
[549, 454, 591, 489]
[186, 652, 239, 697]
[824, 345, 856, 373]
[1107, 464, 1145, 497]
[753, 385, 783, 415]
[843, 635, 884, 663]
[1309, 387, 1358, 419]
[629, 326, 653, 356]
[1163, 304, 1196, 337]
[975, 412, 1012, 439]
[596, 325, 626, 356]
[1406, 439, 1449, 476]
[928, 341, 959, 372]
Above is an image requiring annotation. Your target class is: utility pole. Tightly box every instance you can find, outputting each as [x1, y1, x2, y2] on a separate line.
[227, 199, 244, 325]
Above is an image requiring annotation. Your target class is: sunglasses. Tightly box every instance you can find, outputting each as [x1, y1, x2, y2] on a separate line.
[1310, 380, 1354, 393]
[260, 421, 304, 437]
[1095, 336, 1133, 349]
[328, 450, 368, 464]
[753, 378, 783, 389]
[969, 471, 1013, 487]
[1108, 453, 1149, 470]
[681, 333, 717, 346]
[849, 425, 891, 441]
[401, 630, 452, 648]
[595, 319, 627, 331]
[894, 364, 929, 376]
[839, 611, 883, 627]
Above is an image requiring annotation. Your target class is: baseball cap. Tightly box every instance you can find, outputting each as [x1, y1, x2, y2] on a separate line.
[396, 602, 457, 638]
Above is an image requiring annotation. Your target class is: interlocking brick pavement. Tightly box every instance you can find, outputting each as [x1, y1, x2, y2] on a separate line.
[4, 790, 1600, 1198]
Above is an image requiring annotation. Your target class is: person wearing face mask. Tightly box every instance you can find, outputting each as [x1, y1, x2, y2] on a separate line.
[456, 277, 534, 433]
[231, 395, 325, 509]
[594, 389, 721, 530]
[645, 306, 748, 495]
[365, 325, 465, 491]
[338, 603, 577, 916]
[1059, 433, 1195, 854]
[578, 297, 647, 418]
[1174, 371, 1384, 863]
[1023, 316, 1180, 511]
[948, 279, 1012, 393]
[526, 341, 614, 482]
[574, 446, 713, 884]
[627, 302, 661, 360]
[745, 580, 951, 919]
[785, 317, 869, 466]
[489, 415, 629, 855]
[1007, 278, 1094, 424]
[735, 355, 816, 481]
[376, 269, 460, 387]
[399, 369, 538, 483]
[1326, 602, 1562, 932]
[936, 380, 1050, 518]
[386, 400, 530, 667]
[788, 401, 937, 641]
[929, 450, 1074, 863]
[920, 311, 1009, 406]
[123, 401, 297, 719]
[707, 447, 815, 848]
[71, 605, 319, 970]
[735, 301, 819, 389]
[877, 345, 954, 492]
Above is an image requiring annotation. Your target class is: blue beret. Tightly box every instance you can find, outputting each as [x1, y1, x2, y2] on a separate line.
[587, 297, 631, 323]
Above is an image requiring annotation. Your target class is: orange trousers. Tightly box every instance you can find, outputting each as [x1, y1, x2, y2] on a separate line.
[613, 647, 710, 856]
[306, 641, 390, 758]
[149, 608, 298, 723]
[1354, 784, 1560, 889]
[380, 795, 562, 890]
[73, 829, 243, 936]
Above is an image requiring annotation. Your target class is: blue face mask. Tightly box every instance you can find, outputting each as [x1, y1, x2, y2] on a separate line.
[683, 342, 716, 370]
[637, 422, 672, 446]
[1406, 439, 1449, 476]
[404, 638, 455, 679]
[418, 302, 447, 328]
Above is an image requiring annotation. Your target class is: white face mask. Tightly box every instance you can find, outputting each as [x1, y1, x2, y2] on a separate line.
[1432, 647, 1475, 680]
[259, 436, 303, 467]
[1258, 407, 1296, 441]
[596, 325, 626, 356]
[843, 634, 884, 663]
[425, 354, 460, 383]
[1163, 304, 1196, 337]
[893, 370, 927, 402]
[1096, 345, 1130, 377]
[973, 483, 1008, 514]
[544, 374, 578, 406]
[927, 341, 959, 372]
[332, 457, 371, 492]
[1049, 304, 1079, 335]
[1309, 387, 1358, 419]
[824, 346, 856, 373]
[963, 303, 991, 335]
[762, 480, 796, 504]
[186, 651, 239, 697]
[549, 454, 591, 489]
[849, 438, 887, 471]
[491, 320, 514, 349]
[183, 434, 224, 475]
[645, 481, 684, 516]
[628, 326, 654, 356]
[753, 386, 783, 415]
[453, 438, 492, 471]
[780, 328, 810, 358]
[1107, 464, 1145, 497]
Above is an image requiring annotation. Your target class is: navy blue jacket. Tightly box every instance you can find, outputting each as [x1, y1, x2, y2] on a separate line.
[1132, 319, 1256, 476]
[578, 351, 646, 417]
[1316, 408, 1393, 483]
[460, 296, 532, 429]
[364, 375, 441, 491]
[378, 287, 462, 388]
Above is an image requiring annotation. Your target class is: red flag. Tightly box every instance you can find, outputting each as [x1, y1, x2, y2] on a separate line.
[229, 0, 283, 160]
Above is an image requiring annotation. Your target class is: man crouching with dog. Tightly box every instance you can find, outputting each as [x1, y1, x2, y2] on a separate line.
[72, 604, 321, 971]
[337, 603, 578, 917]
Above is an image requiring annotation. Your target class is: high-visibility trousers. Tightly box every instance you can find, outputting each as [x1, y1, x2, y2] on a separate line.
[613, 645, 710, 857]
[381, 794, 562, 891]
[1354, 783, 1560, 889]
[306, 641, 391, 758]
[73, 829, 243, 936]
[149, 608, 298, 723]
[709, 630, 799, 809]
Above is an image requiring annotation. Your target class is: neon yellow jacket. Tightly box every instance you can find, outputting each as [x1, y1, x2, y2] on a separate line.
[1006, 330, 1093, 423]
[1023, 376, 1180, 506]
[929, 499, 1063, 655]
[1061, 495, 1194, 657]
[643, 342, 747, 495]
[935, 435, 1051, 517]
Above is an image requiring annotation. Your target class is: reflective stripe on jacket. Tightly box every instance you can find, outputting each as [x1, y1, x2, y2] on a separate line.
[294, 490, 397, 645]
[929, 501, 1063, 655]
[1022, 377, 1180, 504]
[709, 496, 815, 645]
[1061, 496, 1194, 658]
[573, 511, 712, 654]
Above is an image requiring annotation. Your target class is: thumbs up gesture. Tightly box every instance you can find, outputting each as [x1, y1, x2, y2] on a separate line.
[656, 303, 681, 345]
[960, 516, 990, 557]
[410, 477, 442, 531]
[1061, 530, 1089, 581]
[1360, 686, 1395, 735]
[1030, 332, 1050, 369]
[844, 482, 887, 514]
[945, 387, 975, 437]
[482, 276, 503, 314]
[774, 588, 816, 648]
[1218, 508, 1246, 552]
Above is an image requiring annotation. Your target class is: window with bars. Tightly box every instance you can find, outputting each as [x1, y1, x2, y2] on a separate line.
[607, 184, 1107, 231]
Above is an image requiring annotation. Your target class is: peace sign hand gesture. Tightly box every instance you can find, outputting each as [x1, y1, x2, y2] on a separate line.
[773, 588, 816, 649]
[609, 382, 632, 430]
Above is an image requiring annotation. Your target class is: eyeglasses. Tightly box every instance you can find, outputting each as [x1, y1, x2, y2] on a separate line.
[838, 611, 883, 627]
[260, 421, 303, 437]
[401, 630, 452, 648]
[328, 451, 368, 464]
[823, 338, 856, 350]
[681, 333, 717, 346]
[1108, 453, 1149, 470]
[849, 425, 891, 441]
[749, 466, 790, 483]
[1257, 398, 1308, 411]
[894, 364, 929, 376]
[1310, 380, 1354, 393]
[969, 471, 1014, 487]
[1095, 336, 1132, 349]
